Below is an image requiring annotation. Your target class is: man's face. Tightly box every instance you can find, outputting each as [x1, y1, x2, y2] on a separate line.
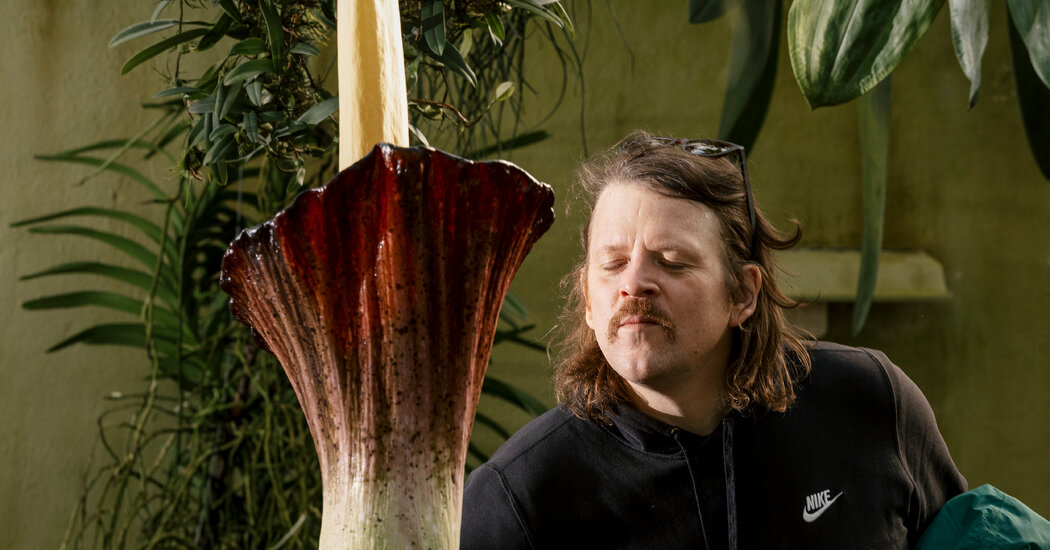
[584, 181, 745, 395]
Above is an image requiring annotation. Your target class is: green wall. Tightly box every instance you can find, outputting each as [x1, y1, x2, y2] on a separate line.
[486, 0, 1050, 519]
[2, 2, 1047, 548]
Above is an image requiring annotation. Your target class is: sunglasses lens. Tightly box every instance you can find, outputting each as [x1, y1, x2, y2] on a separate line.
[681, 142, 729, 156]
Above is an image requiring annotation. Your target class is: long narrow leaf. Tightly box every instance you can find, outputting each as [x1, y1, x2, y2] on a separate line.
[22, 291, 181, 329]
[788, 0, 944, 108]
[196, 13, 233, 52]
[465, 130, 550, 158]
[422, 0, 446, 56]
[12, 207, 162, 242]
[473, 411, 513, 440]
[23, 290, 143, 314]
[223, 59, 275, 86]
[503, 0, 563, 27]
[1006, 0, 1050, 89]
[295, 97, 338, 125]
[46, 323, 184, 355]
[121, 28, 210, 75]
[109, 19, 178, 47]
[260, 0, 284, 70]
[231, 37, 267, 56]
[45, 138, 169, 160]
[12, 207, 179, 266]
[34, 154, 165, 199]
[19, 261, 162, 294]
[1008, 13, 1050, 180]
[482, 376, 548, 417]
[718, 0, 781, 152]
[689, 0, 745, 23]
[46, 323, 149, 352]
[853, 77, 892, 334]
[949, 0, 989, 108]
[424, 39, 477, 87]
[28, 225, 160, 271]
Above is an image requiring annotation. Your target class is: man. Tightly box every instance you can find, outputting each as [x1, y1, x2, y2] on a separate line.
[460, 133, 966, 549]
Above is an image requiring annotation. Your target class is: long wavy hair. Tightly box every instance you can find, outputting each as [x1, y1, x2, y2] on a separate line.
[553, 131, 812, 424]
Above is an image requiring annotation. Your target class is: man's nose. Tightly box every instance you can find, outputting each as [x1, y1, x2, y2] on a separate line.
[619, 260, 659, 298]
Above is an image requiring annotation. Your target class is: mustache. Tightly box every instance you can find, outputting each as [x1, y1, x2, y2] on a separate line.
[607, 299, 676, 341]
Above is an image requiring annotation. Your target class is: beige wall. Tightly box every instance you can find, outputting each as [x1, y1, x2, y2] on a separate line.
[2, 2, 1048, 548]
[1, 2, 168, 547]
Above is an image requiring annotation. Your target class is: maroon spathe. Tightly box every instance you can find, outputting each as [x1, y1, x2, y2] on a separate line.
[219, 143, 554, 545]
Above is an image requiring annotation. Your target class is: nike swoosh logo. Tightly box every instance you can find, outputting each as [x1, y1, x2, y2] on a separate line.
[802, 491, 843, 523]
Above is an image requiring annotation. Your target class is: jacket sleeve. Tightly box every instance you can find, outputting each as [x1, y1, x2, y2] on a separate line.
[874, 350, 968, 547]
[460, 463, 533, 550]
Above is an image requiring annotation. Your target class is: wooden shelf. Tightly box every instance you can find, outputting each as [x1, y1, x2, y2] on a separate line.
[772, 248, 949, 337]
[774, 248, 950, 302]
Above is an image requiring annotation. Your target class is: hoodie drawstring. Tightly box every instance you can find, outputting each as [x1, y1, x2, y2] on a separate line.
[723, 418, 738, 550]
[671, 427, 711, 550]
[671, 418, 738, 550]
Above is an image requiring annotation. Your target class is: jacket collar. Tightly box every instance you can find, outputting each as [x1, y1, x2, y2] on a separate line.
[603, 403, 723, 454]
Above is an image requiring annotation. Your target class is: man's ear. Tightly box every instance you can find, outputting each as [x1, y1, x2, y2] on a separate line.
[730, 264, 761, 327]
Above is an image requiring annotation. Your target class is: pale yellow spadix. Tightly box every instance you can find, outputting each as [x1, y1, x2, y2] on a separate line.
[337, 0, 409, 169]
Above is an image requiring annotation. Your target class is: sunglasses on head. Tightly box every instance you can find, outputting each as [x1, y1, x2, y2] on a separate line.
[621, 136, 758, 259]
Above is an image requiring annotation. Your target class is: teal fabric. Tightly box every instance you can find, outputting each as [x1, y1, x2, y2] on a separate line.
[917, 484, 1050, 549]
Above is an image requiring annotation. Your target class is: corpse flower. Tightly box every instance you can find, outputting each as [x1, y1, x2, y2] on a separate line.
[219, 143, 554, 548]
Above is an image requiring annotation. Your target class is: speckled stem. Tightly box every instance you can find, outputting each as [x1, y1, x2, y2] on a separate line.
[220, 144, 554, 548]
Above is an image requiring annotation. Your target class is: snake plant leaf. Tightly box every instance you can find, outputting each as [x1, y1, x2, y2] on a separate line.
[1007, 0, 1050, 90]
[121, 28, 209, 75]
[718, 0, 781, 152]
[788, 0, 944, 108]
[422, 0, 446, 57]
[949, 0, 989, 108]
[689, 0, 745, 23]
[220, 144, 554, 548]
[1008, 14, 1050, 180]
[853, 77, 892, 334]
